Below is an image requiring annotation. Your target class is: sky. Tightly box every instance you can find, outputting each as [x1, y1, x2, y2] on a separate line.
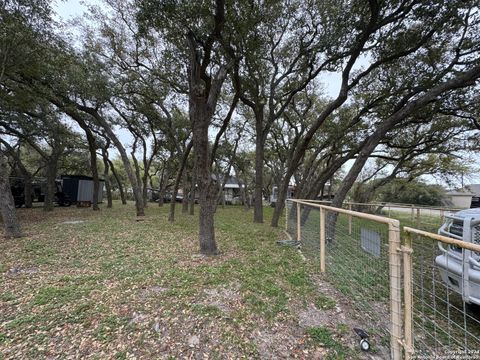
[54, 0, 90, 20]
[52, 1, 480, 189]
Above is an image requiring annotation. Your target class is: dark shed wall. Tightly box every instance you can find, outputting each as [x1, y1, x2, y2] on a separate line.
[62, 178, 80, 202]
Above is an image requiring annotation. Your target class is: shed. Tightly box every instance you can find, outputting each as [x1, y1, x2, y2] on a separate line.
[61, 175, 105, 203]
[445, 190, 474, 208]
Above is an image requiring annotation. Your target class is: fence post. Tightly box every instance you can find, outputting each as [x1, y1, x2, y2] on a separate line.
[348, 204, 352, 235]
[403, 232, 414, 359]
[416, 208, 420, 228]
[319, 207, 326, 273]
[440, 209, 444, 223]
[389, 220, 403, 360]
[410, 204, 414, 220]
[296, 202, 301, 242]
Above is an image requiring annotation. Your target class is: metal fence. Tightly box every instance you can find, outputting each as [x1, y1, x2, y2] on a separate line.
[404, 227, 480, 358]
[286, 199, 403, 359]
[286, 199, 480, 359]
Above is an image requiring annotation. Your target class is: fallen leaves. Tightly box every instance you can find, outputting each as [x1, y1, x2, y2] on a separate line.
[0, 203, 369, 359]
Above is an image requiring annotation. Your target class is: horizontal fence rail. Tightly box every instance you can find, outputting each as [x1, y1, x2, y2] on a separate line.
[286, 198, 480, 359]
[303, 200, 461, 233]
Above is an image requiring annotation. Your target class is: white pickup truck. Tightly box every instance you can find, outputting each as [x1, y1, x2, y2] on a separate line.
[436, 208, 480, 305]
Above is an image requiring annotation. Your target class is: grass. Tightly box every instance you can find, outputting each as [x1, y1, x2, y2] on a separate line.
[307, 326, 337, 347]
[306, 326, 355, 359]
[0, 202, 360, 359]
[315, 294, 336, 310]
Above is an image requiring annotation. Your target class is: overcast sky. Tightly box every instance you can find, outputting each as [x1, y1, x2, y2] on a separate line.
[54, 0, 89, 19]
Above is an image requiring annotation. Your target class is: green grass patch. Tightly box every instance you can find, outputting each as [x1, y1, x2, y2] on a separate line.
[315, 295, 336, 310]
[32, 285, 91, 306]
[5, 314, 38, 330]
[94, 315, 130, 342]
[306, 326, 355, 359]
[191, 304, 222, 317]
[0, 292, 16, 303]
[307, 326, 337, 347]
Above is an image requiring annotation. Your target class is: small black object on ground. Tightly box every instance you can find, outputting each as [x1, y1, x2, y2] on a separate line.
[353, 328, 370, 352]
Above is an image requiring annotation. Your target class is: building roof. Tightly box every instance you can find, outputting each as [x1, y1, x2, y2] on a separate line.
[446, 190, 475, 196]
[211, 175, 243, 186]
[62, 175, 105, 182]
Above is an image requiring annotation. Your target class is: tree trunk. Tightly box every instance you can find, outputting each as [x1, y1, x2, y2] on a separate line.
[221, 190, 226, 208]
[158, 183, 165, 207]
[253, 109, 265, 223]
[102, 150, 113, 208]
[186, 15, 228, 254]
[142, 175, 149, 207]
[23, 174, 32, 208]
[182, 172, 189, 213]
[199, 193, 217, 254]
[86, 131, 100, 211]
[108, 158, 127, 205]
[168, 177, 180, 222]
[141, 143, 150, 208]
[0, 140, 33, 208]
[44, 157, 58, 212]
[104, 173, 112, 209]
[0, 152, 22, 238]
[131, 143, 145, 214]
[271, 171, 291, 227]
[271, 152, 349, 228]
[192, 106, 218, 255]
[182, 194, 189, 213]
[158, 166, 167, 207]
[327, 178, 332, 199]
[189, 167, 196, 215]
[168, 141, 192, 222]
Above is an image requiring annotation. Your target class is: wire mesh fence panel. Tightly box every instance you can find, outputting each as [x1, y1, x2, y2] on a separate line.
[406, 230, 480, 357]
[286, 200, 297, 238]
[299, 205, 321, 262]
[286, 201, 322, 262]
[324, 209, 393, 353]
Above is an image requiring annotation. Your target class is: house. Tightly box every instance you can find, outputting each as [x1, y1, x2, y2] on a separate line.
[445, 184, 480, 208]
[270, 185, 296, 207]
[167, 176, 244, 205]
[222, 177, 244, 204]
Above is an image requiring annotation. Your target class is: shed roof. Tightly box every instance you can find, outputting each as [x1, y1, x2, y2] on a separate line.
[446, 191, 475, 196]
